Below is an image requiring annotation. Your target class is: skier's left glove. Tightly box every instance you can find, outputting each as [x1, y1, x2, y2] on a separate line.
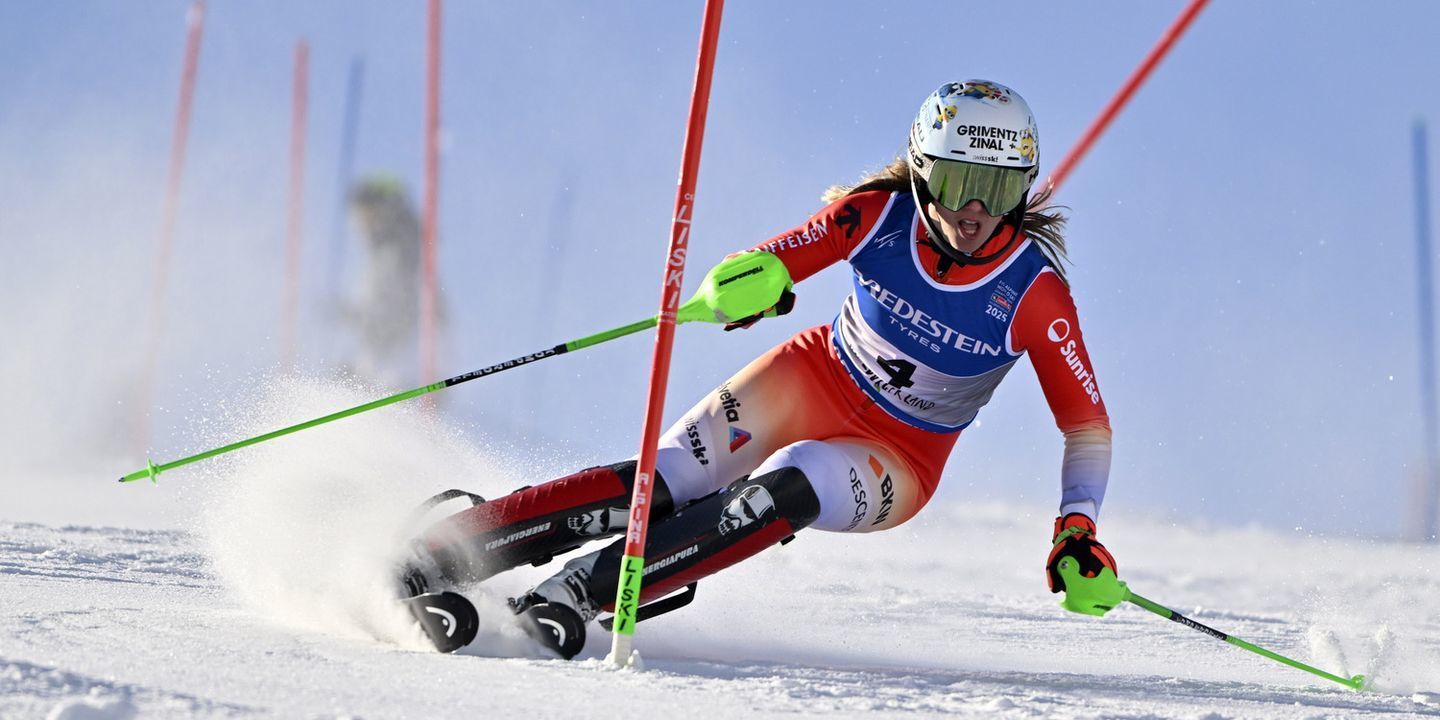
[723, 288, 796, 331]
[1045, 513, 1117, 593]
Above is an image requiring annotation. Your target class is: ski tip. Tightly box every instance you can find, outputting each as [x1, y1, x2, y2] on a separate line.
[513, 597, 586, 660]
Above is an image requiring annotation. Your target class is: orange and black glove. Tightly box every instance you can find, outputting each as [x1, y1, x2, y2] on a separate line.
[1045, 513, 1117, 593]
[723, 288, 797, 331]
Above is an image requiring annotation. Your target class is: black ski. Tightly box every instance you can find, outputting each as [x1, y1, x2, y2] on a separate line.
[403, 591, 480, 653]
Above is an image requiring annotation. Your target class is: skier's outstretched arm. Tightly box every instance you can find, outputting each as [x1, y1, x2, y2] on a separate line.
[1011, 268, 1113, 517]
[1010, 268, 1117, 592]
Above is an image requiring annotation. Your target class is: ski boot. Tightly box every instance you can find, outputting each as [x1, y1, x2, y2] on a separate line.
[399, 461, 674, 653]
[508, 562, 600, 659]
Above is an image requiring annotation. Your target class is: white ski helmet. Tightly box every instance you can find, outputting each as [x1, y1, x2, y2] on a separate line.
[908, 80, 1040, 268]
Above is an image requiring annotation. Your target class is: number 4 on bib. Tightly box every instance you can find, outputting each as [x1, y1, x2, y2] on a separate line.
[875, 356, 916, 389]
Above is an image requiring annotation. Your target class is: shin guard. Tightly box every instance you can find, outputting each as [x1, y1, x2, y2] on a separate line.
[413, 461, 674, 588]
[526, 466, 821, 622]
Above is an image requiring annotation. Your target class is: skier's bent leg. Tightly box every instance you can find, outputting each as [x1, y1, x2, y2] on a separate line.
[511, 465, 820, 657]
[752, 438, 927, 533]
[407, 460, 675, 591]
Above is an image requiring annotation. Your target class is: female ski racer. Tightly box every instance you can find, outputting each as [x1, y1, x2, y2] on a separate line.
[403, 79, 1118, 658]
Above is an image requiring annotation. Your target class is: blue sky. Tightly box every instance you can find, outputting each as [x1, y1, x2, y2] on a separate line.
[4, 1, 1440, 538]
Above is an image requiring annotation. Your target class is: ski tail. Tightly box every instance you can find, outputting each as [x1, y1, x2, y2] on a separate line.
[403, 591, 479, 653]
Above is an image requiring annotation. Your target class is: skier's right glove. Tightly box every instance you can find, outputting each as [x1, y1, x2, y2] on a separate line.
[1045, 513, 1117, 593]
[723, 288, 797, 331]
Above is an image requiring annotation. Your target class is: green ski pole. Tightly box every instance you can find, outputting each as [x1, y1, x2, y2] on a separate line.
[1055, 558, 1368, 691]
[119, 251, 791, 485]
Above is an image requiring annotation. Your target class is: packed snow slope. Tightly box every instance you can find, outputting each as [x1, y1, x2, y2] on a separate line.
[4, 381, 1440, 719]
[5, 509, 1439, 719]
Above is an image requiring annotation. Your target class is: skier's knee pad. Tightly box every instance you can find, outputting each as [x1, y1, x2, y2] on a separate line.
[721, 465, 821, 535]
[753, 439, 920, 533]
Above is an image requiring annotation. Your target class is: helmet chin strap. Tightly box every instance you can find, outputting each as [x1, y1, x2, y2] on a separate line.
[909, 173, 1027, 278]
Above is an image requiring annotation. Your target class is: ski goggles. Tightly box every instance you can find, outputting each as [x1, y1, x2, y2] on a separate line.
[923, 158, 1031, 216]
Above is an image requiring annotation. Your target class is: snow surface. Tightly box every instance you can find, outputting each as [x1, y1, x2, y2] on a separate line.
[5, 380, 1440, 719]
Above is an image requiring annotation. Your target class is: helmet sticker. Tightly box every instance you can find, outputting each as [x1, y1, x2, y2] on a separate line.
[931, 102, 957, 130]
[1012, 127, 1038, 164]
[960, 81, 1011, 104]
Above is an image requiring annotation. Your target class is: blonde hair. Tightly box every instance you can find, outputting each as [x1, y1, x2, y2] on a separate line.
[823, 156, 1070, 281]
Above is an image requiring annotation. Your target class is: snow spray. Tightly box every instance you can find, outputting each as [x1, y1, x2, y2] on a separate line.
[193, 375, 525, 651]
[1303, 575, 1440, 694]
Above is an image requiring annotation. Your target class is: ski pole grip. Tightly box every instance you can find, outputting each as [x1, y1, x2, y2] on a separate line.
[676, 251, 792, 325]
[1057, 560, 1128, 616]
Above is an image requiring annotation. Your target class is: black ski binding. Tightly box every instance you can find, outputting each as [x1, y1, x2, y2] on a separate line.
[404, 591, 480, 653]
[598, 582, 698, 631]
[405, 488, 486, 529]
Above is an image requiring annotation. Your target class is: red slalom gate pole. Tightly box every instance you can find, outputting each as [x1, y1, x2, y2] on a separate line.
[420, 0, 442, 394]
[283, 39, 310, 371]
[609, 0, 725, 667]
[1046, 0, 1208, 196]
[137, 0, 205, 452]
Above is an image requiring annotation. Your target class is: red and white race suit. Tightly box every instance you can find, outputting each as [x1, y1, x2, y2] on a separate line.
[654, 190, 1112, 532]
